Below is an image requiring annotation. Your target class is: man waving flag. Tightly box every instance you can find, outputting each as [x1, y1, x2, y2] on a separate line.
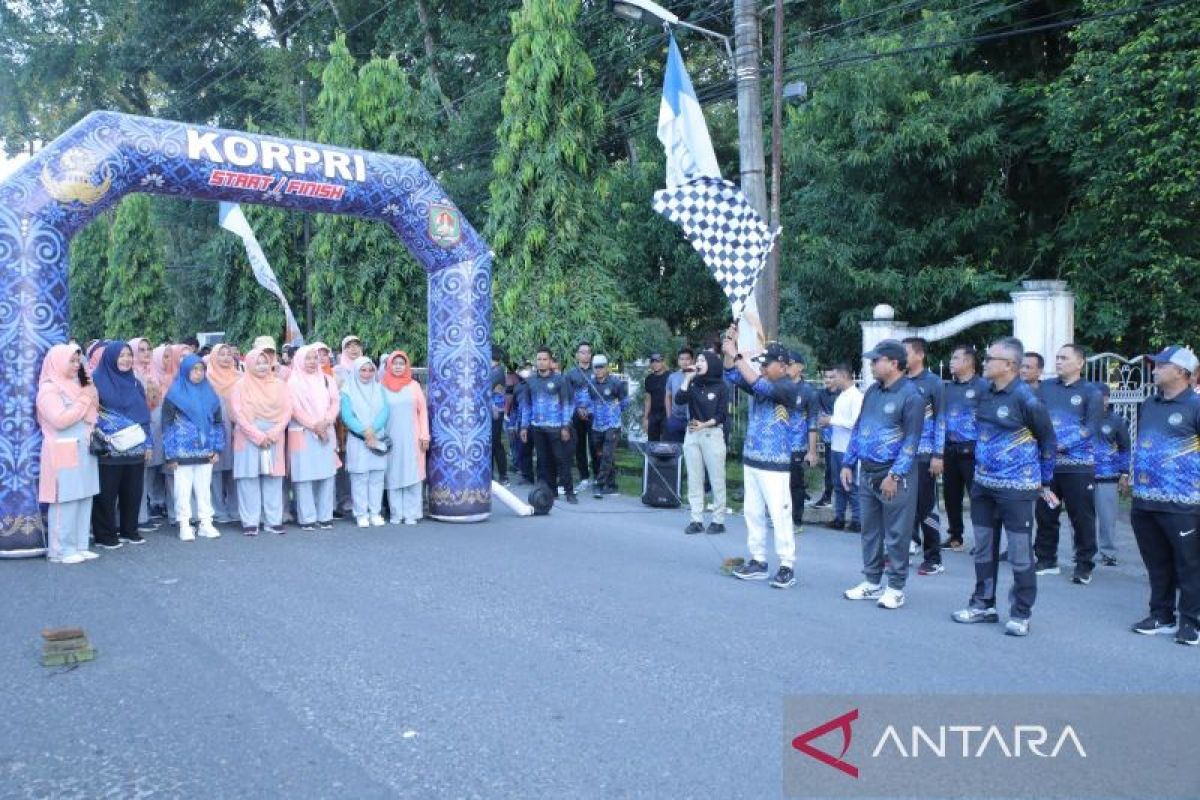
[652, 33, 778, 346]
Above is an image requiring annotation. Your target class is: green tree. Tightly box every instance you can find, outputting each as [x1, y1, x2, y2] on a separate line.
[1047, 0, 1200, 352]
[68, 213, 111, 342]
[308, 36, 436, 360]
[103, 194, 171, 340]
[779, 2, 1018, 363]
[485, 0, 638, 362]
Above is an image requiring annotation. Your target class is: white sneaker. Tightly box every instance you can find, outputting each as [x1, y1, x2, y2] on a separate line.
[179, 524, 195, 542]
[58, 553, 88, 565]
[557, 486, 566, 496]
[370, 514, 386, 527]
[197, 523, 220, 539]
[77, 550, 100, 561]
[909, 540, 920, 556]
[390, 516, 404, 526]
[404, 518, 418, 526]
[877, 587, 905, 609]
[844, 581, 884, 601]
[356, 516, 370, 528]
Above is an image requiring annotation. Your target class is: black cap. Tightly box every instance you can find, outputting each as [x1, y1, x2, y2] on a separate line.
[863, 339, 906, 363]
[753, 342, 792, 366]
[789, 349, 807, 366]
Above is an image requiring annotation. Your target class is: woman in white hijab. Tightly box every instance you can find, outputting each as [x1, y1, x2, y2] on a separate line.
[339, 356, 390, 527]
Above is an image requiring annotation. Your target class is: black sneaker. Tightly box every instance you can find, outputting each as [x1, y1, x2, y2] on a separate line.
[684, 522, 704, 535]
[827, 519, 845, 531]
[317, 520, 334, 530]
[1101, 555, 1119, 567]
[1176, 619, 1199, 647]
[811, 498, 832, 509]
[706, 522, 725, 534]
[769, 566, 796, 589]
[300, 524, 316, 532]
[732, 560, 768, 581]
[1071, 567, 1093, 585]
[1131, 615, 1177, 636]
[1034, 561, 1060, 576]
[941, 538, 965, 551]
[137, 522, 160, 533]
[95, 539, 124, 551]
[119, 532, 146, 545]
[845, 521, 861, 533]
[267, 525, 286, 535]
[918, 561, 945, 575]
[593, 490, 603, 499]
[564, 494, 579, 505]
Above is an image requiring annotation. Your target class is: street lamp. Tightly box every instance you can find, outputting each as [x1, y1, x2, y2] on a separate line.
[610, 0, 786, 339]
[608, 0, 734, 66]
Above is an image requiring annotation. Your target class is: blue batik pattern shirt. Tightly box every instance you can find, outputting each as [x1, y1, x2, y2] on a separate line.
[974, 380, 1056, 496]
[520, 372, 570, 430]
[788, 381, 820, 454]
[1132, 389, 1200, 512]
[581, 376, 629, 433]
[843, 377, 923, 476]
[818, 388, 838, 444]
[908, 368, 946, 458]
[1095, 411, 1131, 481]
[944, 376, 988, 444]
[1037, 377, 1102, 472]
[725, 368, 799, 473]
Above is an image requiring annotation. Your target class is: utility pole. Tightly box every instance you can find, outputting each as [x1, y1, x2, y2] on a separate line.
[733, 0, 778, 340]
[299, 78, 313, 333]
[765, 0, 784, 342]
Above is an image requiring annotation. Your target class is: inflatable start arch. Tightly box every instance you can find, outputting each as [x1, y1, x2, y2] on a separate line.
[0, 111, 493, 556]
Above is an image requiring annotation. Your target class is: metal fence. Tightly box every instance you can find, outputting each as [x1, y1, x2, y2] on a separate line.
[1085, 352, 1152, 441]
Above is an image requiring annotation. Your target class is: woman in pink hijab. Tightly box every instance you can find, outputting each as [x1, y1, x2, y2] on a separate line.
[287, 344, 340, 530]
[37, 344, 101, 563]
[231, 348, 293, 535]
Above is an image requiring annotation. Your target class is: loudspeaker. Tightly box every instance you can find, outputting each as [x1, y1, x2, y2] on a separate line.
[641, 442, 682, 508]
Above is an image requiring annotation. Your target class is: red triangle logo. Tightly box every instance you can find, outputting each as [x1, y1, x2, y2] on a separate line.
[791, 708, 860, 779]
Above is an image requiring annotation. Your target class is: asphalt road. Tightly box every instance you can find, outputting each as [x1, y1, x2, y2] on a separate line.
[1, 491, 1194, 799]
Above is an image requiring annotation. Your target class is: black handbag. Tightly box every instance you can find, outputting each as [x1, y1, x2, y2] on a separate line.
[88, 428, 111, 457]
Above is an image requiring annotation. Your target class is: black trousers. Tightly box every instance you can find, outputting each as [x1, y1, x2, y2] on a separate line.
[789, 453, 807, 525]
[491, 415, 508, 482]
[516, 432, 534, 483]
[93, 461, 145, 544]
[969, 486, 1038, 619]
[821, 446, 834, 501]
[589, 428, 619, 491]
[532, 428, 574, 495]
[1034, 470, 1098, 572]
[573, 415, 597, 480]
[1130, 508, 1200, 626]
[647, 411, 666, 442]
[943, 442, 975, 540]
[912, 457, 942, 565]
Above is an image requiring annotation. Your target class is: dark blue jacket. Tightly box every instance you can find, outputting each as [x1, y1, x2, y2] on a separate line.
[1132, 389, 1200, 512]
[944, 376, 988, 445]
[520, 372, 571, 430]
[975, 379, 1056, 498]
[1095, 410, 1131, 482]
[843, 377, 923, 476]
[725, 368, 799, 473]
[908, 368, 946, 458]
[1037, 377, 1102, 473]
[788, 380, 820, 454]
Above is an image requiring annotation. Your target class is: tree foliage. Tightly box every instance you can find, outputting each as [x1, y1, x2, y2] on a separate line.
[103, 194, 171, 341]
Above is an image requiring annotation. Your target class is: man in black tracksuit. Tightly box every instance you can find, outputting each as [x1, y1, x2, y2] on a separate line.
[519, 347, 577, 504]
[564, 342, 598, 488]
[1034, 344, 1103, 584]
[903, 338, 946, 576]
[1129, 345, 1200, 646]
[942, 344, 988, 551]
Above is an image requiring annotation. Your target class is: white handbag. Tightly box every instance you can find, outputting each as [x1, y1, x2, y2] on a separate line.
[107, 424, 146, 451]
[259, 445, 274, 475]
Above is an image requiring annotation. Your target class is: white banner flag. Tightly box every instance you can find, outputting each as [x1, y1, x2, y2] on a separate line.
[218, 202, 304, 348]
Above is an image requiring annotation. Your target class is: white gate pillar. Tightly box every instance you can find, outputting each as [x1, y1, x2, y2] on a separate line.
[860, 304, 912, 380]
[1011, 280, 1075, 377]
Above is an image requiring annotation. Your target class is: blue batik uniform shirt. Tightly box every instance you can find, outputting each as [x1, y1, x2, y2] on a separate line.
[725, 367, 799, 472]
[788, 380, 820, 454]
[1132, 388, 1200, 513]
[581, 375, 629, 433]
[945, 375, 989, 444]
[818, 387, 839, 445]
[842, 377, 924, 476]
[908, 368, 946, 458]
[1037, 377, 1103, 473]
[1095, 410, 1132, 482]
[520, 372, 570, 430]
[974, 379, 1057, 498]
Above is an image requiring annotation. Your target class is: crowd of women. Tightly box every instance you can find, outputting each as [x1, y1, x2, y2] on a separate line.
[36, 334, 430, 564]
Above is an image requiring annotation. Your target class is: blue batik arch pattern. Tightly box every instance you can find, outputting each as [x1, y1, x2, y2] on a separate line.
[0, 111, 494, 555]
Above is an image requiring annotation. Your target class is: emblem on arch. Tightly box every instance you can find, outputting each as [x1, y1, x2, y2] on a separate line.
[429, 202, 462, 248]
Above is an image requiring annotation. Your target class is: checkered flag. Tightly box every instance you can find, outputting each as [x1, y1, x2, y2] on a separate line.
[653, 176, 781, 319]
